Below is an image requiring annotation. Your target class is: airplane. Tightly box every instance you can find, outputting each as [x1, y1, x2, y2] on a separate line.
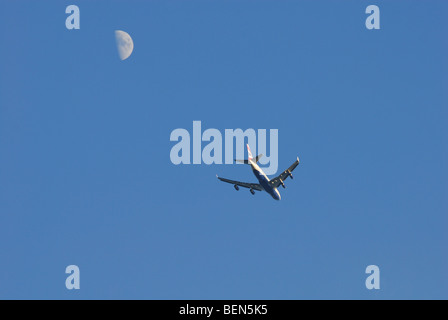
[217, 144, 299, 200]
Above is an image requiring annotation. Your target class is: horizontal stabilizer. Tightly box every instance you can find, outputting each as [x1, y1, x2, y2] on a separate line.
[235, 154, 263, 164]
[235, 145, 263, 164]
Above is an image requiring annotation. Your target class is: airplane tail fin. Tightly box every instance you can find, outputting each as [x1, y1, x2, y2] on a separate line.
[235, 144, 263, 164]
[247, 144, 253, 161]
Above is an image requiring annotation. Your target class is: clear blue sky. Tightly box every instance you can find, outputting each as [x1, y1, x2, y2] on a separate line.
[0, 1, 447, 299]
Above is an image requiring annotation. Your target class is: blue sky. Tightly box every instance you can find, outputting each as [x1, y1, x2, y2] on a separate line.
[0, 1, 447, 299]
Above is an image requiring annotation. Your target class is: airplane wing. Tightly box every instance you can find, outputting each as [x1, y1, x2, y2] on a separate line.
[270, 157, 300, 189]
[217, 176, 263, 191]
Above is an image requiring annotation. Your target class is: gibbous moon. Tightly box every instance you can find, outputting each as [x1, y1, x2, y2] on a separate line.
[115, 30, 134, 61]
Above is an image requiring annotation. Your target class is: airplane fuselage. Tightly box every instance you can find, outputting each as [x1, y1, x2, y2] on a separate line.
[249, 160, 281, 200]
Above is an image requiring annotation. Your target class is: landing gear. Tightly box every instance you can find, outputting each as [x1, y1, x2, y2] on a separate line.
[234, 185, 239, 191]
[250, 189, 255, 195]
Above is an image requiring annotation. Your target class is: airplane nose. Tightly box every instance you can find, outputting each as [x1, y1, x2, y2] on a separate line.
[275, 190, 281, 200]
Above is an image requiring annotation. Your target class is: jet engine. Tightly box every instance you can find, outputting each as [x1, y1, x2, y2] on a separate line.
[279, 179, 286, 188]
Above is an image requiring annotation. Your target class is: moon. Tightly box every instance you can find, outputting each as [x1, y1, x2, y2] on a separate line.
[115, 30, 134, 61]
